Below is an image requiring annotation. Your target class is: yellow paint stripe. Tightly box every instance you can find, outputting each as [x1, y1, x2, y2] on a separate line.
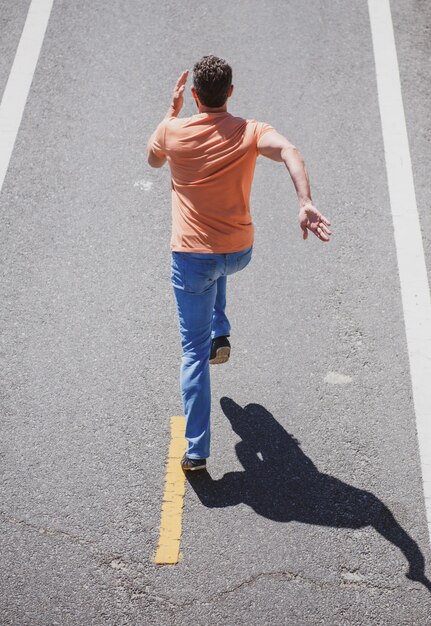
[154, 415, 187, 564]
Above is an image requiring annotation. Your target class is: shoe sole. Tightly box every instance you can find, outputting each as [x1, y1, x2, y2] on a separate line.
[209, 346, 231, 365]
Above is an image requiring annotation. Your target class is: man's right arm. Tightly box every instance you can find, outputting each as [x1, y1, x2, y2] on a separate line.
[257, 130, 332, 242]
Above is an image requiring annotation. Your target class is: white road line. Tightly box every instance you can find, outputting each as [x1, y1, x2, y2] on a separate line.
[0, 0, 54, 193]
[368, 0, 431, 543]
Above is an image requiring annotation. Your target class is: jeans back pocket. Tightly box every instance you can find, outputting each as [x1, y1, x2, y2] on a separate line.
[181, 254, 217, 293]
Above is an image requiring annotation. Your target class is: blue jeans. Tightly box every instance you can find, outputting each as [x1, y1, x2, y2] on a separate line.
[170, 245, 253, 459]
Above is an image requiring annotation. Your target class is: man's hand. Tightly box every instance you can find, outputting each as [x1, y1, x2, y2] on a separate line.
[166, 69, 189, 118]
[298, 204, 332, 242]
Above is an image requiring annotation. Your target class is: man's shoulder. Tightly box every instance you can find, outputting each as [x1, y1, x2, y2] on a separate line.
[163, 113, 266, 129]
[162, 115, 196, 134]
[162, 113, 274, 147]
[230, 116, 274, 135]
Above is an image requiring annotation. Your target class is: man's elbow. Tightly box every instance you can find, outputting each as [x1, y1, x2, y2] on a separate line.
[147, 156, 164, 169]
[147, 149, 166, 168]
[280, 143, 300, 162]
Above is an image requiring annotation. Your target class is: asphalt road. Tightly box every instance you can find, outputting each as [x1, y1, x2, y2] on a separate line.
[1, 0, 431, 624]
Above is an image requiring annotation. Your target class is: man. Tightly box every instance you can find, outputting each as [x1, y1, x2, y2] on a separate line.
[147, 55, 332, 471]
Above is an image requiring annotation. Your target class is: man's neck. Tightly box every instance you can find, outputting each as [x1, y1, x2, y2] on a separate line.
[196, 105, 228, 114]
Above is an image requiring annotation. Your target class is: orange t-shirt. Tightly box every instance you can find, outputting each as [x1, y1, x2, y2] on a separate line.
[149, 112, 274, 252]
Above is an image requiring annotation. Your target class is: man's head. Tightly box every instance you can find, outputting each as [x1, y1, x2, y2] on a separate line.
[191, 55, 233, 109]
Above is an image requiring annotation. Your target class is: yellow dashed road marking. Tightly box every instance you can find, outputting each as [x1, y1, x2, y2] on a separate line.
[154, 416, 187, 564]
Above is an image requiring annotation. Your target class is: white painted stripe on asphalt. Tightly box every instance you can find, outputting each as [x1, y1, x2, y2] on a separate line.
[0, 0, 54, 193]
[368, 0, 431, 541]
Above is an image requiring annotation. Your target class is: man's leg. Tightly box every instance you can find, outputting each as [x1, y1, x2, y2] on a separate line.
[171, 253, 218, 459]
[173, 285, 217, 458]
[211, 275, 231, 339]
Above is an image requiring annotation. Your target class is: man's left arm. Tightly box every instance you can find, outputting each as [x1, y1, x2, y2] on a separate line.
[147, 69, 189, 168]
[257, 128, 332, 242]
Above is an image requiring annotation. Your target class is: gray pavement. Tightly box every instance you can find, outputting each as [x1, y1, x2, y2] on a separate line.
[1, 0, 431, 624]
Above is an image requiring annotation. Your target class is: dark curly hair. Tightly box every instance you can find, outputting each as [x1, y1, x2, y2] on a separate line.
[192, 55, 232, 108]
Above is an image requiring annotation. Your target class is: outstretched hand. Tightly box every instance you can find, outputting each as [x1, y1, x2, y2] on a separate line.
[167, 69, 189, 118]
[298, 204, 332, 242]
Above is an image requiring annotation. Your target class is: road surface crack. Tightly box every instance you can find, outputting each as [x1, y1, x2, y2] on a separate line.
[171, 570, 418, 608]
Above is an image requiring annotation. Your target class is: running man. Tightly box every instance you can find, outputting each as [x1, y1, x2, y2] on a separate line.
[147, 55, 332, 471]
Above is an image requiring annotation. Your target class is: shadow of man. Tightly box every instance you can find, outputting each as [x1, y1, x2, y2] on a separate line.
[187, 397, 431, 592]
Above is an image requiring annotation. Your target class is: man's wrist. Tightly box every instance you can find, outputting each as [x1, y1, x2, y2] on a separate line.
[299, 198, 313, 209]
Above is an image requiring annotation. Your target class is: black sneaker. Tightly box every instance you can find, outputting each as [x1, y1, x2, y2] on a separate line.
[181, 453, 207, 471]
[209, 335, 231, 365]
